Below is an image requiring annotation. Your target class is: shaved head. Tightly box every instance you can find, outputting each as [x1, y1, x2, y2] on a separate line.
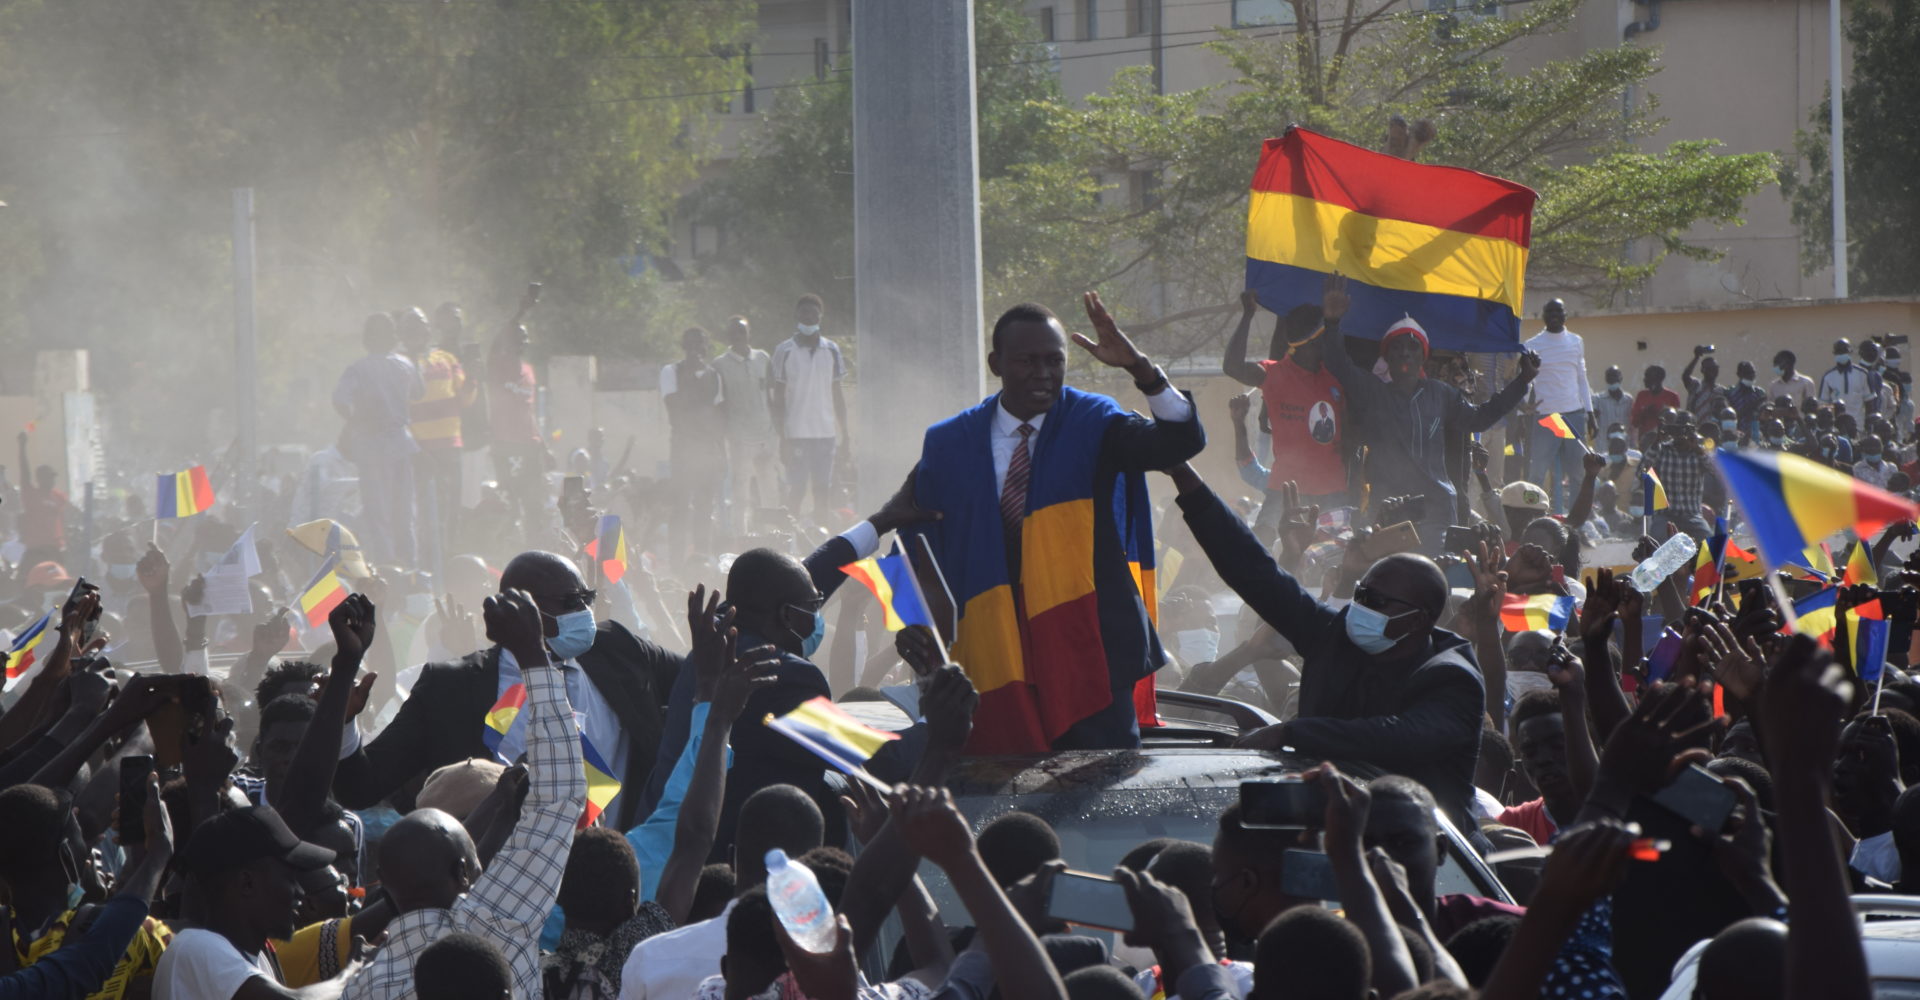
[501, 551, 585, 596]
[380, 808, 479, 914]
[1363, 553, 1449, 620]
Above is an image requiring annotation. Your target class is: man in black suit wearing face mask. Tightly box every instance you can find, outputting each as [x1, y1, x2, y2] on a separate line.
[330, 550, 679, 831]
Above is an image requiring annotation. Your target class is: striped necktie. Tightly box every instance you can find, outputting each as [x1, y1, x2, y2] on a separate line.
[1000, 422, 1034, 553]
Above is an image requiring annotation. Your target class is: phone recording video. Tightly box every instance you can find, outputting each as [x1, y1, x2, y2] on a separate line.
[1240, 779, 1327, 829]
[1045, 870, 1133, 932]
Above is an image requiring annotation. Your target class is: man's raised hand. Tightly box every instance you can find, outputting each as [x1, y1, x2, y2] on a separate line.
[484, 589, 548, 666]
[1075, 290, 1149, 372]
[1321, 273, 1350, 320]
[328, 593, 377, 668]
[891, 785, 975, 871]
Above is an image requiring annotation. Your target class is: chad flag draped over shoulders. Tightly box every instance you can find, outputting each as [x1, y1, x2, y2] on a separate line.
[1245, 127, 1537, 352]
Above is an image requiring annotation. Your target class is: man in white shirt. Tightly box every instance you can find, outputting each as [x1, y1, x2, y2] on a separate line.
[771, 294, 848, 520]
[1521, 299, 1590, 512]
[619, 785, 826, 1000]
[153, 806, 339, 1000]
[712, 315, 779, 534]
[1769, 349, 1817, 405]
[1588, 365, 1633, 445]
[1822, 338, 1876, 417]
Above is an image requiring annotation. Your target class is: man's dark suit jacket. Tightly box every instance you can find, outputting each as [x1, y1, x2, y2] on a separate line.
[331, 619, 680, 831]
[1178, 482, 1486, 831]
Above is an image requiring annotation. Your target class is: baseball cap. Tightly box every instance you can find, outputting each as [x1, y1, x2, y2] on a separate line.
[25, 561, 70, 589]
[182, 806, 336, 880]
[415, 758, 507, 820]
[1499, 481, 1550, 512]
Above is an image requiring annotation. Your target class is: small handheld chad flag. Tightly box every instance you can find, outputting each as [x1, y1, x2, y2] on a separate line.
[1499, 593, 1574, 633]
[839, 553, 935, 632]
[583, 515, 627, 585]
[766, 696, 901, 780]
[156, 466, 216, 519]
[3, 609, 55, 692]
[1537, 413, 1577, 440]
[578, 733, 621, 829]
[1639, 468, 1669, 513]
[296, 554, 350, 629]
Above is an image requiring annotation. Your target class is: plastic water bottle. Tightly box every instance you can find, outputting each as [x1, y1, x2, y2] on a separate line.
[1627, 532, 1700, 594]
[764, 848, 836, 953]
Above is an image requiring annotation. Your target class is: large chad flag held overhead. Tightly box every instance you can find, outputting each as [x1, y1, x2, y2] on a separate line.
[1245, 127, 1537, 353]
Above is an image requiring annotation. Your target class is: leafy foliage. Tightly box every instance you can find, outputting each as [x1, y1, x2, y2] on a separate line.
[0, 0, 753, 459]
[1782, 0, 1920, 295]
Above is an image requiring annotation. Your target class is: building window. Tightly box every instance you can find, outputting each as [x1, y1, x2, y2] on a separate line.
[1127, 0, 1158, 36]
[1080, 0, 1100, 41]
[1131, 170, 1161, 211]
[1233, 0, 1297, 27]
[1038, 6, 1056, 42]
[814, 38, 831, 80]
[1425, 0, 1500, 14]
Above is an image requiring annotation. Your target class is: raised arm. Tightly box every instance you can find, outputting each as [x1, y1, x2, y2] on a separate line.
[1461, 352, 1541, 434]
[464, 589, 584, 932]
[1316, 765, 1420, 999]
[1762, 636, 1872, 1000]
[276, 595, 377, 837]
[139, 545, 183, 674]
[1222, 291, 1268, 387]
[901, 787, 1067, 1000]
[1167, 465, 1337, 651]
[651, 598, 779, 923]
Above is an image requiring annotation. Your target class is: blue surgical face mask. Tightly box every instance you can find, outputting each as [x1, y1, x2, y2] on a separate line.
[797, 324, 821, 337]
[1344, 601, 1415, 655]
[547, 608, 597, 660]
[1175, 628, 1220, 666]
[1774, 365, 1787, 378]
[1768, 436, 1786, 448]
[798, 610, 826, 658]
[1837, 353, 1852, 366]
[1720, 419, 1738, 432]
[1739, 377, 1755, 388]
[107, 562, 137, 581]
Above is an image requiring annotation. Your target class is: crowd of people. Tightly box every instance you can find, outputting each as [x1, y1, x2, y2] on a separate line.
[0, 271, 1911, 1000]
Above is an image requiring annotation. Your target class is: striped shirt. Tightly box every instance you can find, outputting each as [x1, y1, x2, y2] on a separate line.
[409, 348, 468, 449]
[342, 665, 584, 1000]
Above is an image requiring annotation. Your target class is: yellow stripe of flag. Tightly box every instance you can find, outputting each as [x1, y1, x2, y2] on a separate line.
[1245, 190, 1529, 315]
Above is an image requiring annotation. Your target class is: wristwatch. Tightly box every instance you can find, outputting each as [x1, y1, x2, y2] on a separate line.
[1134, 365, 1170, 395]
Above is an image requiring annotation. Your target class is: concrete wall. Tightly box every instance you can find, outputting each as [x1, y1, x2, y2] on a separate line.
[1572, 296, 1920, 387]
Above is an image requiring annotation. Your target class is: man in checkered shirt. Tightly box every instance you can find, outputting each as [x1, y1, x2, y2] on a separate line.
[342, 589, 583, 1000]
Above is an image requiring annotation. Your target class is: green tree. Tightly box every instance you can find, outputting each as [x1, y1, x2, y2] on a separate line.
[1031, 0, 1778, 340]
[1782, 0, 1920, 296]
[0, 0, 753, 459]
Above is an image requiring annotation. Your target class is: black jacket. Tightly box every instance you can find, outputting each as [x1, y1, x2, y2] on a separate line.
[332, 619, 680, 830]
[1178, 483, 1485, 828]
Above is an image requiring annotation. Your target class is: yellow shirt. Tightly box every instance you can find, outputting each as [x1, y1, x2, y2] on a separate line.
[15, 907, 172, 1000]
[272, 915, 354, 988]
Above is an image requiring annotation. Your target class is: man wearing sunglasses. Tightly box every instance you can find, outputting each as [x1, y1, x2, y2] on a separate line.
[1164, 461, 1485, 833]
[331, 550, 682, 831]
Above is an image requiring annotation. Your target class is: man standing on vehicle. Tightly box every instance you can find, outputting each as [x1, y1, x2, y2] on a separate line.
[1162, 458, 1485, 832]
[906, 293, 1205, 753]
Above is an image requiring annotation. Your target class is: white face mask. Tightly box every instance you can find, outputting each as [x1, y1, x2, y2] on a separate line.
[797, 324, 821, 336]
[1837, 353, 1852, 366]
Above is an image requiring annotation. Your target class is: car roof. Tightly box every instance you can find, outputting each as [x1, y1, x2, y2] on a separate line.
[946, 747, 1365, 797]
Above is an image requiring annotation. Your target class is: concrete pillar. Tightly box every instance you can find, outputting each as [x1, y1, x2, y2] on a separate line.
[851, 0, 987, 508]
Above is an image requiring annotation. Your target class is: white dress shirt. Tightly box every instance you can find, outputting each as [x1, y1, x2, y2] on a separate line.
[1521, 328, 1591, 415]
[990, 384, 1195, 496]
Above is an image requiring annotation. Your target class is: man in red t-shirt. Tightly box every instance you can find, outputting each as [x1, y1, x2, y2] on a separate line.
[15, 432, 68, 562]
[1629, 363, 1681, 446]
[1222, 290, 1347, 536]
